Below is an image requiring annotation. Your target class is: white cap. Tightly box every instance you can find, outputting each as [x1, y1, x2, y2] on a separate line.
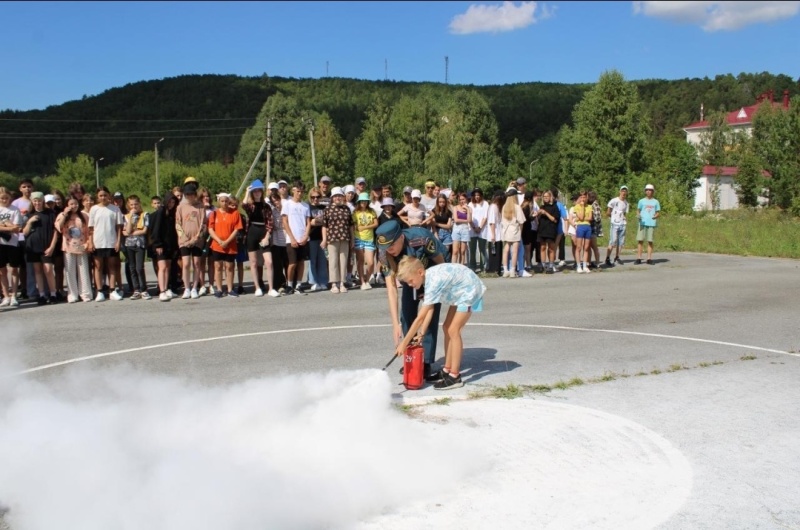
[355, 177, 366, 185]
[411, 189, 422, 199]
[44, 194, 56, 203]
[343, 184, 356, 194]
[645, 184, 655, 191]
[330, 186, 344, 197]
[267, 182, 279, 190]
[217, 192, 232, 200]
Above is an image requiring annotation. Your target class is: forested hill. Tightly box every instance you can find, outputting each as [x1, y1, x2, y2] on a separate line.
[0, 71, 796, 177]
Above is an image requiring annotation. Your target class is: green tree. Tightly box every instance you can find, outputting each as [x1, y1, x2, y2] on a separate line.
[47, 154, 96, 194]
[752, 96, 800, 210]
[697, 108, 733, 166]
[645, 134, 701, 212]
[505, 138, 528, 182]
[301, 112, 350, 187]
[355, 96, 393, 185]
[557, 70, 650, 201]
[729, 135, 764, 208]
[385, 93, 440, 189]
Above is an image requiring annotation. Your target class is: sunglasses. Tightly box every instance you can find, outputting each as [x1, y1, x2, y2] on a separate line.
[310, 195, 321, 199]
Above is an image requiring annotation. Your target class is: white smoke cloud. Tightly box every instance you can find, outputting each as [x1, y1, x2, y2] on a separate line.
[449, 1, 552, 35]
[632, 1, 800, 31]
[0, 356, 482, 530]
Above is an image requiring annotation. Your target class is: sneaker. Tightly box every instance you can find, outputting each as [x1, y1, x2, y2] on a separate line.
[605, 258, 613, 267]
[165, 289, 175, 299]
[110, 289, 123, 301]
[558, 260, 566, 267]
[584, 264, 591, 273]
[330, 285, 340, 294]
[647, 259, 654, 265]
[635, 259, 643, 265]
[361, 282, 372, 290]
[521, 271, 533, 278]
[190, 288, 199, 299]
[208, 285, 215, 295]
[268, 289, 281, 298]
[434, 373, 464, 391]
[293, 287, 307, 296]
[279, 286, 292, 295]
[141, 291, 152, 300]
[369, 274, 377, 286]
[198, 286, 208, 297]
[425, 369, 448, 383]
[214, 291, 223, 299]
[614, 257, 624, 266]
[237, 286, 244, 295]
[49, 295, 58, 305]
[159, 292, 170, 302]
[0, 297, 9, 307]
[9, 297, 19, 307]
[254, 288, 264, 297]
[503, 270, 511, 278]
[228, 290, 239, 298]
[339, 285, 348, 293]
[18, 291, 28, 301]
[376, 274, 385, 285]
[182, 289, 191, 299]
[130, 291, 141, 300]
[589, 262, 598, 270]
[95, 292, 106, 302]
[545, 267, 554, 275]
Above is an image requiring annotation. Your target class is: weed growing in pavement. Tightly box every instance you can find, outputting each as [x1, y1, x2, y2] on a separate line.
[740, 355, 757, 361]
[522, 384, 552, 393]
[491, 384, 523, 399]
[667, 364, 686, 372]
[431, 397, 452, 406]
[712, 360, 724, 365]
[698, 362, 711, 368]
[650, 368, 662, 375]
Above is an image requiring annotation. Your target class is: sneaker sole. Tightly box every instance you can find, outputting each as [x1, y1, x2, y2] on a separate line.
[434, 381, 464, 390]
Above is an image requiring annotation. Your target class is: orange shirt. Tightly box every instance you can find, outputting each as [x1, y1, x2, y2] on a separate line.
[209, 209, 243, 255]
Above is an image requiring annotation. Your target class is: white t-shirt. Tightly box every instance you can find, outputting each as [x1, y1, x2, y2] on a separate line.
[530, 202, 540, 231]
[607, 197, 629, 225]
[281, 199, 311, 242]
[487, 204, 502, 242]
[11, 197, 31, 242]
[88, 204, 124, 249]
[0, 205, 21, 247]
[370, 200, 383, 217]
[419, 195, 437, 211]
[469, 200, 490, 240]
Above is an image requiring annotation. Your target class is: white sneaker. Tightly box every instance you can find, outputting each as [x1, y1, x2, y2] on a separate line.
[503, 271, 511, 278]
[584, 264, 591, 273]
[95, 292, 106, 302]
[0, 297, 9, 307]
[198, 286, 208, 297]
[182, 289, 191, 299]
[361, 283, 372, 290]
[166, 289, 175, 299]
[9, 297, 18, 307]
[141, 291, 152, 300]
[159, 292, 170, 302]
[558, 260, 566, 267]
[254, 288, 264, 297]
[267, 289, 280, 298]
[190, 288, 199, 299]
[521, 271, 533, 278]
[207, 285, 215, 295]
[110, 289, 123, 301]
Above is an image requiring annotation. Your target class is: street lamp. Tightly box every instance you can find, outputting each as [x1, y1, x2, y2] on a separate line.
[303, 118, 318, 187]
[95, 157, 104, 189]
[154, 138, 165, 196]
[529, 158, 540, 182]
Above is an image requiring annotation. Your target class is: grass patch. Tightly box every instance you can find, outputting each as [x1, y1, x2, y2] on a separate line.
[553, 380, 570, 390]
[698, 362, 711, 368]
[522, 384, 552, 393]
[650, 368, 662, 375]
[568, 377, 585, 387]
[667, 364, 686, 372]
[491, 384, 524, 399]
[635, 371, 648, 376]
[430, 397, 453, 406]
[740, 355, 757, 361]
[611, 209, 800, 259]
[394, 403, 417, 415]
[711, 360, 725, 366]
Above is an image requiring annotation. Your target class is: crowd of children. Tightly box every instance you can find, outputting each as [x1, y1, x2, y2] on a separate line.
[0, 175, 660, 308]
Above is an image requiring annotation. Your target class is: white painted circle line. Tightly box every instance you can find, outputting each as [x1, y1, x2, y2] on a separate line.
[16, 322, 796, 375]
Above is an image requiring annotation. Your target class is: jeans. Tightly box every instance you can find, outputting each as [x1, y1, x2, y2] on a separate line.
[126, 247, 147, 293]
[468, 237, 488, 272]
[307, 239, 329, 287]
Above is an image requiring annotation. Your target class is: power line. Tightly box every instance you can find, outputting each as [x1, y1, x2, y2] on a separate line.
[0, 126, 250, 136]
[0, 117, 255, 123]
[0, 134, 246, 140]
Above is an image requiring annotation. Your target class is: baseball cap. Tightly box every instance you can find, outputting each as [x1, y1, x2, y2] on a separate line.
[425, 180, 436, 187]
[330, 186, 344, 197]
[250, 179, 264, 190]
[645, 184, 655, 191]
[381, 197, 395, 207]
[113, 191, 124, 199]
[217, 192, 232, 200]
[343, 184, 356, 194]
[516, 177, 526, 185]
[411, 189, 422, 199]
[620, 185, 628, 191]
[30, 191, 44, 201]
[267, 182, 279, 191]
[277, 180, 288, 187]
[376, 220, 403, 250]
[44, 194, 56, 203]
[320, 175, 332, 183]
[357, 192, 370, 202]
[184, 176, 198, 184]
[505, 187, 518, 196]
[403, 186, 413, 194]
[355, 177, 367, 185]
[472, 187, 483, 195]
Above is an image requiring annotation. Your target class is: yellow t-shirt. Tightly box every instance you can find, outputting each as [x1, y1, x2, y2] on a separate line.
[353, 209, 377, 242]
[570, 205, 593, 226]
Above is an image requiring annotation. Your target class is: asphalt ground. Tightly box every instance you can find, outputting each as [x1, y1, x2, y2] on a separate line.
[2, 251, 799, 529]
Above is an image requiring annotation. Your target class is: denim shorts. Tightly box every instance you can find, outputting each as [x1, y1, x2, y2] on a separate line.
[354, 239, 376, 252]
[575, 224, 592, 239]
[452, 223, 471, 242]
[437, 228, 453, 246]
[608, 223, 626, 247]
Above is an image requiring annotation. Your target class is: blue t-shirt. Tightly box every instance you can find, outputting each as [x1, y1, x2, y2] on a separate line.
[556, 202, 568, 234]
[422, 263, 486, 308]
[638, 198, 661, 227]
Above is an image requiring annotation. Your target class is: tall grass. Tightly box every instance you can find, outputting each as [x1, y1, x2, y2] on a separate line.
[612, 209, 800, 259]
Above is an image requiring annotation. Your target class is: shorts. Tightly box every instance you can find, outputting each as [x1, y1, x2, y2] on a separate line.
[0, 245, 21, 268]
[94, 248, 119, 259]
[153, 248, 174, 262]
[25, 250, 54, 264]
[456, 296, 484, 313]
[212, 251, 236, 263]
[637, 225, 655, 243]
[354, 238, 376, 252]
[236, 244, 248, 263]
[180, 246, 203, 258]
[246, 224, 268, 252]
[452, 223, 471, 242]
[537, 233, 555, 244]
[575, 224, 592, 239]
[608, 224, 626, 247]
[286, 243, 309, 264]
[437, 228, 453, 246]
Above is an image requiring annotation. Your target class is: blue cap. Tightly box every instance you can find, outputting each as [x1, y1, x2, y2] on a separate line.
[376, 220, 402, 250]
[251, 179, 264, 190]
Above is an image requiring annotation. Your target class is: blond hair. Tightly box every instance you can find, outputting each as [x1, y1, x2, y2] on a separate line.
[502, 195, 518, 220]
[396, 256, 424, 282]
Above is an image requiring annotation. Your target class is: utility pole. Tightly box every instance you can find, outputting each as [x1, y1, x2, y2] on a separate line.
[154, 137, 164, 196]
[385, 59, 388, 81]
[95, 157, 104, 189]
[445, 56, 449, 84]
[326, 61, 329, 77]
[304, 118, 318, 188]
[265, 119, 272, 183]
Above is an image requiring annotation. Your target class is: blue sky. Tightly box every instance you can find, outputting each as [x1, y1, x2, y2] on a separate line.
[1, 1, 798, 111]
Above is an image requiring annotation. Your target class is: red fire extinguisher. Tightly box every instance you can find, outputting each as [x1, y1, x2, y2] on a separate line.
[403, 343, 425, 390]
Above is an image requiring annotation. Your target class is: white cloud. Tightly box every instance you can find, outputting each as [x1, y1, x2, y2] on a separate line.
[633, 1, 800, 31]
[449, 1, 552, 35]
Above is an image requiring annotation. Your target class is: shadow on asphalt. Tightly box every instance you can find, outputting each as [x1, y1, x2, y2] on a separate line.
[459, 347, 521, 384]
